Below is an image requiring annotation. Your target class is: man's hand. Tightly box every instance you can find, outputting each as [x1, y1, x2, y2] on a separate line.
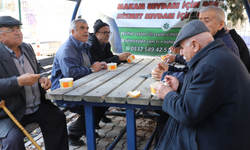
[155, 75, 180, 99]
[151, 62, 169, 81]
[17, 73, 41, 87]
[163, 54, 176, 64]
[169, 46, 180, 54]
[163, 75, 179, 91]
[118, 52, 131, 61]
[100, 61, 108, 69]
[39, 77, 51, 90]
[151, 68, 164, 81]
[157, 62, 169, 71]
[91, 61, 102, 72]
[155, 82, 173, 99]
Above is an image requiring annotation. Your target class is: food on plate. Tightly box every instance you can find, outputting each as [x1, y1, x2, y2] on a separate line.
[127, 90, 141, 98]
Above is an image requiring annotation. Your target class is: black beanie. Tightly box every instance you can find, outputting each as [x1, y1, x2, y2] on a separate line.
[93, 19, 109, 33]
[185, 11, 198, 25]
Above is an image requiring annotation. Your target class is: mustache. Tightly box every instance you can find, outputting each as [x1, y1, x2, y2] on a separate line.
[82, 33, 89, 36]
[15, 35, 23, 38]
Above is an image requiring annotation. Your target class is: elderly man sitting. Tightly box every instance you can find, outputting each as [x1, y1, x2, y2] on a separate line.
[154, 20, 250, 150]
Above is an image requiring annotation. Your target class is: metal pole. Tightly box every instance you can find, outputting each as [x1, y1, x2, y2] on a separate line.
[242, 0, 250, 23]
[18, 0, 21, 22]
[107, 109, 142, 150]
[71, 0, 82, 22]
[105, 111, 160, 118]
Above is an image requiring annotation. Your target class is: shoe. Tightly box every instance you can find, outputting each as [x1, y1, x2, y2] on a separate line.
[68, 134, 85, 146]
[95, 124, 101, 129]
[95, 132, 100, 138]
[83, 131, 100, 138]
[101, 116, 112, 123]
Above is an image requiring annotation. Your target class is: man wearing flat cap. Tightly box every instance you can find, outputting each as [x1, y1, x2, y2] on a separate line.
[154, 20, 250, 150]
[153, 6, 242, 82]
[0, 16, 69, 150]
[87, 19, 131, 65]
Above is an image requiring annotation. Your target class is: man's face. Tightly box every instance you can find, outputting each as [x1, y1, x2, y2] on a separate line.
[95, 26, 110, 45]
[199, 10, 224, 36]
[0, 26, 23, 48]
[72, 22, 89, 43]
[179, 39, 196, 61]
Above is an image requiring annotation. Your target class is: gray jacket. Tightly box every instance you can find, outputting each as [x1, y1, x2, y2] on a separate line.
[0, 42, 47, 138]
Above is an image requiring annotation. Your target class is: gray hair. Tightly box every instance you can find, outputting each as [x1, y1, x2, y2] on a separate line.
[69, 18, 87, 34]
[199, 6, 225, 23]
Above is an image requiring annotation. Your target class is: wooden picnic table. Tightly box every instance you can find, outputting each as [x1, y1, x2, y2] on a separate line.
[45, 58, 184, 150]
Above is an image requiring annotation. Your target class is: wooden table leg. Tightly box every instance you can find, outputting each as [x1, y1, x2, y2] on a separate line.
[85, 105, 96, 150]
[126, 108, 136, 150]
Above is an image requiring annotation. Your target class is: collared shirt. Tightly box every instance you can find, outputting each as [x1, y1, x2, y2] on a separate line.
[97, 39, 106, 51]
[81, 43, 89, 54]
[70, 35, 92, 68]
[4, 45, 24, 67]
[100, 43, 106, 51]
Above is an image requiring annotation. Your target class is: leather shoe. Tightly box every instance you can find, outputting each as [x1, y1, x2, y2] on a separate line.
[83, 131, 100, 138]
[95, 124, 101, 129]
[68, 134, 85, 146]
[101, 116, 112, 123]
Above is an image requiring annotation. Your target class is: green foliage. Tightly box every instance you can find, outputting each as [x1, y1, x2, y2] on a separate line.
[217, 0, 248, 25]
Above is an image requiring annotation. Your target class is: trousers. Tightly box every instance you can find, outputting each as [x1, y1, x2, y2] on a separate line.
[68, 105, 108, 138]
[0, 101, 69, 150]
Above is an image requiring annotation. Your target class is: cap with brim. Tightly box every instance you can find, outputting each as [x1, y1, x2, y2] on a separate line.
[0, 16, 22, 28]
[173, 20, 210, 47]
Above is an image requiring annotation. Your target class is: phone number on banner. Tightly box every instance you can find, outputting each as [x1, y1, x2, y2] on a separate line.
[125, 46, 169, 53]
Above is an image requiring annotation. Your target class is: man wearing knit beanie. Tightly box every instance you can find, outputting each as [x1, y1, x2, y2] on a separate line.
[93, 19, 109, 34]
[87, 19, 131, 65]
[87, 19, 132, 126]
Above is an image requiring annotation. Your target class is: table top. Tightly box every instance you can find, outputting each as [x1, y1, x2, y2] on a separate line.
[46, 58, 184, 106]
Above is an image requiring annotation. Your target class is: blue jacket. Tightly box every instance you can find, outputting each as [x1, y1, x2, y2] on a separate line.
[214, 28, 239, 56]
[51, 35, 94, 112]
[156, 39, 250, 150]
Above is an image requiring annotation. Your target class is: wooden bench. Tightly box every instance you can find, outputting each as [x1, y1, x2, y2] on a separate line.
[37, 56, 55, 72]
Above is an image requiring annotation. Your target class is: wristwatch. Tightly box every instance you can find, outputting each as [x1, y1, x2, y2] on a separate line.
[90, 68, 95, 73]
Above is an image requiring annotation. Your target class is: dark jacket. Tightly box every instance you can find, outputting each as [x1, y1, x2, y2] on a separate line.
[175, 54, 186, 64]
[87, 33, 120, 64]
[213, 28, 239, 56]
[156, 39, 250, 150]
[0, 42, 48, 138]
[229, 29, 250, 73]
[161, 64, 188, 83]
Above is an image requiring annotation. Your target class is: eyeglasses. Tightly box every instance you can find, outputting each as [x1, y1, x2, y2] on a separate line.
[98, 31, 112, 36]
[0, 28, 21, 33]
